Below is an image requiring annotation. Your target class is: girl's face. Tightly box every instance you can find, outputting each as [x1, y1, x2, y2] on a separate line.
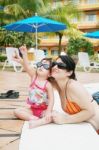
[36, 60, 51, 78]
[51, 58, 69, 80]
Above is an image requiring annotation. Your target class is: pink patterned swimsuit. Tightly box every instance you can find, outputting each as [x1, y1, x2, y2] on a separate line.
[27, 77, 48, 118]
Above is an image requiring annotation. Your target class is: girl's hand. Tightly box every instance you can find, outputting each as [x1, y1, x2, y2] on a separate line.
[43, 111, 52, 122]
[13, 52, 23, 64]
[19, 45, 27, 55]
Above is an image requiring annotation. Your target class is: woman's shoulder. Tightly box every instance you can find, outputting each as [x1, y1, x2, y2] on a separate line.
[68, 79, 85, 93]
[68, 79, 91, 101]
[69, 79, 81, 88]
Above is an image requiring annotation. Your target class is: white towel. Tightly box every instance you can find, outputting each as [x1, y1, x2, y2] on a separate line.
[84, 83, 99, 94]
[19, 83, 99, 150]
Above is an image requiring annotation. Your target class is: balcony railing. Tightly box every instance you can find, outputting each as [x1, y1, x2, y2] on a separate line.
[78, 3, 99, 11]
[77, 21, 99, 29]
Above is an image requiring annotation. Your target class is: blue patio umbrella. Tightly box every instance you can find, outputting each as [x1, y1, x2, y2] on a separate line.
[84, 30, 99, 39]
[3, 13, 66, 50]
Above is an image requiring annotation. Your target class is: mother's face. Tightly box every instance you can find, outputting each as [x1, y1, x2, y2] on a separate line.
[51, 58, 68, 80]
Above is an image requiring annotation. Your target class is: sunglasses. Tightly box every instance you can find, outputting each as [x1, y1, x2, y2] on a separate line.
[52, 62, 67, 69]
[36, 62, 50, 70]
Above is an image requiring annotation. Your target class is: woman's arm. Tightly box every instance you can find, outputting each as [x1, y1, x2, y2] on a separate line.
[53, 82, 95, 124]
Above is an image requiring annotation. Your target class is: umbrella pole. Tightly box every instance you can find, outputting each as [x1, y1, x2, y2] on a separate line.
[35, 26, 37, 51]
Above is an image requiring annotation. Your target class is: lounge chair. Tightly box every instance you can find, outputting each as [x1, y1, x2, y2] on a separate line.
[78, 52, 99, 72]
[2, 47, 23, 72]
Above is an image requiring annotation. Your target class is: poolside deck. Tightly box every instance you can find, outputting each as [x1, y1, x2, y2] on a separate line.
[0, 71, 99, 150]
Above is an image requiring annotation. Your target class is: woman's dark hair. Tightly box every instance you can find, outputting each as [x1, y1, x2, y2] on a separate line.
[58, 55, 76, 80]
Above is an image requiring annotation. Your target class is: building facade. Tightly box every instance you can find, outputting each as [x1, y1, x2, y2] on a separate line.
[52, 0, 99, 32]
[39, 0, 99, 58]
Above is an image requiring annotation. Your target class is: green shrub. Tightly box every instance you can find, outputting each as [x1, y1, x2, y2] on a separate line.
[67, 37, 94, 56]
[90, 54, 99, 63]
[0, 30, 35, 48]
[0, 55, 7, 62]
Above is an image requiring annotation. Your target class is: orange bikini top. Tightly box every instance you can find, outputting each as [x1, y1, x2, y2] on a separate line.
[65, 99, 81, 115]
[63, 79, 81, 115]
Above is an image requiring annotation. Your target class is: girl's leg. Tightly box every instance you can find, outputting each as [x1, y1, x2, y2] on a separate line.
[14, 107, 38, 121]
[29, 116, 52, 129]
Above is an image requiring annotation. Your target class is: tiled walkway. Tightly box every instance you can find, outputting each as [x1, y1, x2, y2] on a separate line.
[0, 71, 99, 150]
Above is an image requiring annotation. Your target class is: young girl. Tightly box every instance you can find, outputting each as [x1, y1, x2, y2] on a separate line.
[13, 46, 54, 129]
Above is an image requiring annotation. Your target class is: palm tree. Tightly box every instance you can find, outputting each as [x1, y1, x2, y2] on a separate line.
[1, 0, 81, 54]
[1, 2, 26, 24]
[0, 0, 21, 25]
[0, 0, 26, 46]
[30, 1, 80, 54]
[42, 1, 81, 54]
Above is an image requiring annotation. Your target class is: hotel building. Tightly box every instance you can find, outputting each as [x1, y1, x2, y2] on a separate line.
[39, 0, 99, 58]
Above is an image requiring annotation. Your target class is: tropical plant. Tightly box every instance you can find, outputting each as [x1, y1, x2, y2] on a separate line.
[42, 1, 81, 54]
[0, 28, 35, 48]
[0, 0, 81, 54]
[67, 37, 94, 56]
[0, 0, 52, 47]
[0, 55, 7, 62]
[0, 0, 24, 26]
[90, 53, 99, 63]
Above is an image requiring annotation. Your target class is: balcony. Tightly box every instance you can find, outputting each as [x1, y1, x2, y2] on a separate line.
[77, 21, 99, 31]
[78, 3, 99, 11]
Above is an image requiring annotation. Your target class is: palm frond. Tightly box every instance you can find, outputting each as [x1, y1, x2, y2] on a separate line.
[4, 4, 26, 19]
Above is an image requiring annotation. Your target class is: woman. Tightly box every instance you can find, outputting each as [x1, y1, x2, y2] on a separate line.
[51, 55, 99, 133]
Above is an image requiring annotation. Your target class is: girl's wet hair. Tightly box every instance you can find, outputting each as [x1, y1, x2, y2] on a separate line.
[58, 55, 77, 80]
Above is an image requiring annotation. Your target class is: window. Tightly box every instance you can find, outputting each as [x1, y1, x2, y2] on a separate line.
[43, 49, 48, 56]
[51, 50, 58, 56]
[87, 0, 97, 4]
[86, 14, 96, 22]
[71, 0, 79, 4]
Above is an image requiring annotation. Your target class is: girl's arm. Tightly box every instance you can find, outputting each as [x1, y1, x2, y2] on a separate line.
[53, 82, 94, 124]
[46, 82, 54, 114]
[14, 46, 36, 78]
